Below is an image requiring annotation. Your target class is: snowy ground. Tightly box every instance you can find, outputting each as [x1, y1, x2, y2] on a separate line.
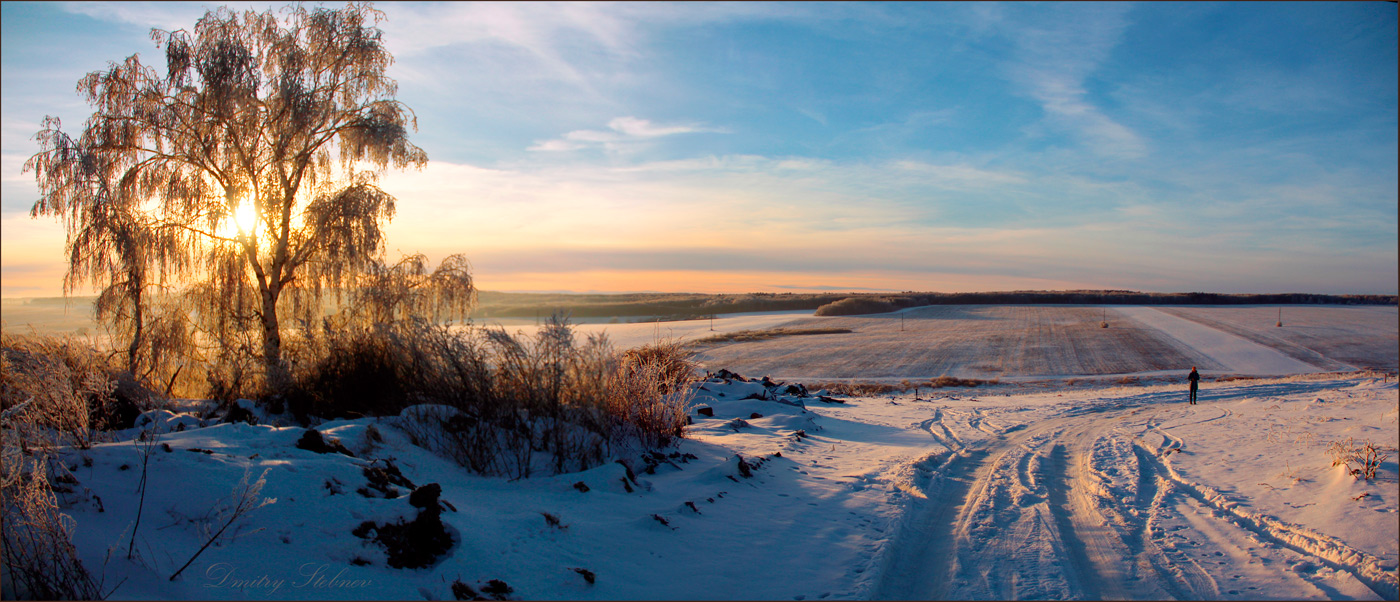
[21, 304, 1399, 601]
[38, 371, 1396, 601]
[690, 305, 1397, 380]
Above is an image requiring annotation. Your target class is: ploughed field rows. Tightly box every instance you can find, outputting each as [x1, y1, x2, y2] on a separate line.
[691, 305, 1220, 379]
[1157, 306, 1399, 372]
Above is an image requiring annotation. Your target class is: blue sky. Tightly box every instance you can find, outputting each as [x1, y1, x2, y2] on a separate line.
[3, 1, 1396, 296]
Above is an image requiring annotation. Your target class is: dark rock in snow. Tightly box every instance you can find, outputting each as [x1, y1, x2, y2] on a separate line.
[782, 384, 809, 397]
[573, 568, 596, 585]
[714, 368, 747, 382]
[736, 455, 753, 478]
[355, 483, 454, 569]
[750, 412, 764, 419]
[694, 405, 714, 417]
[408, 483, 442, 509]
[296, 429, 355, 457]
[450, 580, 478, 600]
[362, 460, 415, 499]
[573, 481, 590, 493]
[616, 460, 639, 484]
[482, 579, 514, 600]
[222, 402, 257, 425]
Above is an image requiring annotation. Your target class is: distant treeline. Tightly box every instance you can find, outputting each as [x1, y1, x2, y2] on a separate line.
[812, 291, 1398, 316]
[472, 289, 1396, 320]
[10, 290, 1396, 324]
[471, 291, 847, 319]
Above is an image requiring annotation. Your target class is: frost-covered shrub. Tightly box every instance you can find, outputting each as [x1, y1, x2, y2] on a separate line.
[1328, 437, 1390, 480]
[303, 315, 696, 478]
[0, 457, 105, 600]
[0, 332, 153, 450]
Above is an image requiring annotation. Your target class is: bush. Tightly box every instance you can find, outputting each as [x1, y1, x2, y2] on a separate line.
[928, 376, 989, 388]
[1, 332, 151, 449]
[1328, 437, 1391, 480]
[813, 297, 899, 316]
[0, 457, 105, 600]
[279, 315, 696, 478]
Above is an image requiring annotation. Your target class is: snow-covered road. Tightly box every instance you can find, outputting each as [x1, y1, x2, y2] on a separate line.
[860, 380, 1398, 601]
[1114, 307, 1325, 375]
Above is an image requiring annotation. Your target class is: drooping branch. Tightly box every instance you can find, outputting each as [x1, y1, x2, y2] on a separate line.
[28, 3, 440, 388]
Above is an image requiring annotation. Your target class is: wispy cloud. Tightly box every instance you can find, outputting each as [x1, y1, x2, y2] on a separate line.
[989, 3, 1147, 159]
[528, 117, 726, 153]
[57, 1, 215, 31]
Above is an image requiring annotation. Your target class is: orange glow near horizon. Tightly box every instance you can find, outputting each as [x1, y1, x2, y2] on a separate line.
[468, 268, 1093, 295]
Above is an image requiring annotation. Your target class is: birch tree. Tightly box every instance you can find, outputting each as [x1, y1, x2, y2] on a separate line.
[27, 3, 466, 388]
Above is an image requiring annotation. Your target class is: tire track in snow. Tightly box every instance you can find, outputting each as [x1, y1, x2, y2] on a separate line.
[869, 447, 994, 600]
[1041, 443, 1107, 599]
[918, 408, 966, 452]
[874, 380, 1393, 600]
[1129, 444, 1222, 600]
[1138, 441, 1399, 600]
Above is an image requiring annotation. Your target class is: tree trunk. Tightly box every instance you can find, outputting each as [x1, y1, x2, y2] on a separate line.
[260, 285, 289, 390]
[127, 283, 143, 376]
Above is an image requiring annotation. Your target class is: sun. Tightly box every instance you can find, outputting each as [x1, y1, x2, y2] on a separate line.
[218, 200, 259, 238]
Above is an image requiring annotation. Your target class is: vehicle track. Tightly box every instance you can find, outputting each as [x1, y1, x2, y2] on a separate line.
[872, 387, 1397, 600]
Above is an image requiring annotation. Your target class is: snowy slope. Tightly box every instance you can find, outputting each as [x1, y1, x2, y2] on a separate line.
[35, 370, 1396, 601]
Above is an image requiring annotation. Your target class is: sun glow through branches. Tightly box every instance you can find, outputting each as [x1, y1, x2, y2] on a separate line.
[218, 200, 258, 239]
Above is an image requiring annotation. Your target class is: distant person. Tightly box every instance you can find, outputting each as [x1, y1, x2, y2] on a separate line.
[1188, 367, 1200, 404]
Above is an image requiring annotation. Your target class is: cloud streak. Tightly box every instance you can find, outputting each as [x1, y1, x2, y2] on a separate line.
[991, 3, 1148, 159]
[528, 117, 725, 152]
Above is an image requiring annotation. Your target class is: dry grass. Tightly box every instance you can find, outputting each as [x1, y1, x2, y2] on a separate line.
[806, 376, 993, 397]
[806, 382, 904, 396]
[0, 457, 107, 600]
[690, 327, 853, 345]
[1328, 437, 1391, 480]
[302, 317, 696, 478]
[1, 332, 126, 450]
[0, 333, 126, 599]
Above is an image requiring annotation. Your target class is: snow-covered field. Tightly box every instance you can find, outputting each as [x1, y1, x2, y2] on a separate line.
[479, 310, 811, 351]
[20, 304, 1399, 601]
[690, 305, 1398, 380]
[1156, 306, 1399, 372]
